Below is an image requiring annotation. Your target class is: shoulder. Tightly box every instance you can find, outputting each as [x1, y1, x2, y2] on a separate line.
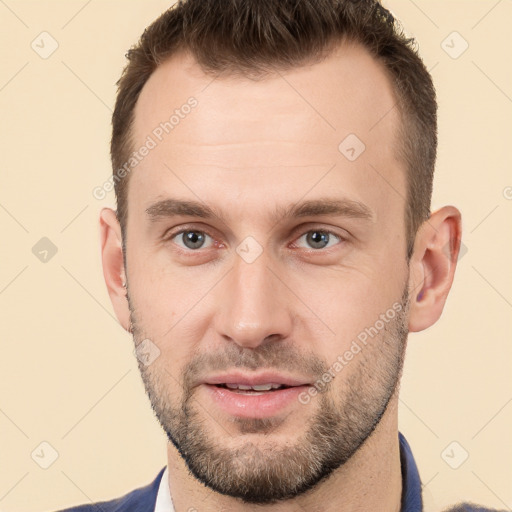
[442, 503, 509, 512]
[53, 467, 166, 512]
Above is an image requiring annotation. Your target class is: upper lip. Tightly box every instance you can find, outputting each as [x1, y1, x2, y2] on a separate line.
[203, 371, 311, 387]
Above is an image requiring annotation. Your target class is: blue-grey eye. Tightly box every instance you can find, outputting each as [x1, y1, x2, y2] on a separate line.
[174, 230, 213, 250]
[297, 230, 340, 250]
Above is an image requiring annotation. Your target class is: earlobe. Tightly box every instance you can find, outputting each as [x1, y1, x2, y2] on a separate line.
[408, 206, 462, 333]
[99, 208, 131, 332]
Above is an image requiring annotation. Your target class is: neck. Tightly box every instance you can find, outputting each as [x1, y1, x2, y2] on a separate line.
[165, 396, 402, 512]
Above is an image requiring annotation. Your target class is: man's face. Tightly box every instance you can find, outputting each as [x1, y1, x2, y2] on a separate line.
[125, 43, 411, 503]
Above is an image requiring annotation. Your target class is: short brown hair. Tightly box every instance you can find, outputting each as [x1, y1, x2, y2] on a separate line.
[111, 0, 437, 258]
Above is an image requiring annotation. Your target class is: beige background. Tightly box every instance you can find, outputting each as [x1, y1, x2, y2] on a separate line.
[0, 1, 511, 511]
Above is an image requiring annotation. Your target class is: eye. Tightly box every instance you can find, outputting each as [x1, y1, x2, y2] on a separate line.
[170, 230, 215, 250]
[293, 229, 343, 250]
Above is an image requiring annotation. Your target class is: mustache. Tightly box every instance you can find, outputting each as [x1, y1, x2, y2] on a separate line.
[182, 341, 328, 389]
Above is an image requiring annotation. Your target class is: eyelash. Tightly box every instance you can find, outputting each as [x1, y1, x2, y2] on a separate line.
[164, 225, 346, 254]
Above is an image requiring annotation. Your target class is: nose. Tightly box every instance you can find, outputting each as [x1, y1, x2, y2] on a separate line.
[214, 251, 294, 350]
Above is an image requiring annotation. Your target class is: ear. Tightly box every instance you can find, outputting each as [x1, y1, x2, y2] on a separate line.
[99, 208, 131, 332]
[408, 206, 462, 333]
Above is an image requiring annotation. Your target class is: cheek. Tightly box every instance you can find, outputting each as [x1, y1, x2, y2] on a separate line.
[130, 281, 178, 336]
[127, 259, 211, 367]
[304, 267, 406, 358]
[127, 248, 186, 329]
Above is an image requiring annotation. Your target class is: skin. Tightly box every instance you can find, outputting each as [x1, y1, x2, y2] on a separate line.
[100, 42, 462, 511]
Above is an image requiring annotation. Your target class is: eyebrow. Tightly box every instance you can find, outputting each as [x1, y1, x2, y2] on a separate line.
[145, 197, 375, 225]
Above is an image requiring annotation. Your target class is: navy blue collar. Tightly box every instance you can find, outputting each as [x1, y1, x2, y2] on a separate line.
[399, 432, 423, 511]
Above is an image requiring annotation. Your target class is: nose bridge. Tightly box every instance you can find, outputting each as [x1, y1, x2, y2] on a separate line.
[216, 248, 292, 348]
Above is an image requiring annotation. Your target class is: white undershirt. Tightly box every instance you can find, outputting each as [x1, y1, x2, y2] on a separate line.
[154, 466, 175, 512]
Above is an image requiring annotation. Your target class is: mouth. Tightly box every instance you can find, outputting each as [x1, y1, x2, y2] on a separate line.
[212, 382, 295, 394]
[200, 372, 312, 419]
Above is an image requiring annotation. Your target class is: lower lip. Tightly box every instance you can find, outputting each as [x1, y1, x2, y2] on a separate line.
[202, 384, 310, 419]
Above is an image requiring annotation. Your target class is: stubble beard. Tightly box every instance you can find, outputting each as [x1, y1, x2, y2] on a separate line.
[129, 287, 409, 504]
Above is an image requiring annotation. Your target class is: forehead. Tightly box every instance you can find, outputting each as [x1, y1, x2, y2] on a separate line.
[128, 42, 404, 224]
[133, 43, 400, 145]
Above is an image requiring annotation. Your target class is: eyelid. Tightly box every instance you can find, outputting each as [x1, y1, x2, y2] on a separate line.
[290, 220, 350, 239]
[163, 223, 216, 241]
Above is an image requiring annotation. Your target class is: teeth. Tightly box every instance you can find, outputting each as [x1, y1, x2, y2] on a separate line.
[225, 383, 247, 390]
[252, 384, 273, 391]
[224, 383, 284, 391]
